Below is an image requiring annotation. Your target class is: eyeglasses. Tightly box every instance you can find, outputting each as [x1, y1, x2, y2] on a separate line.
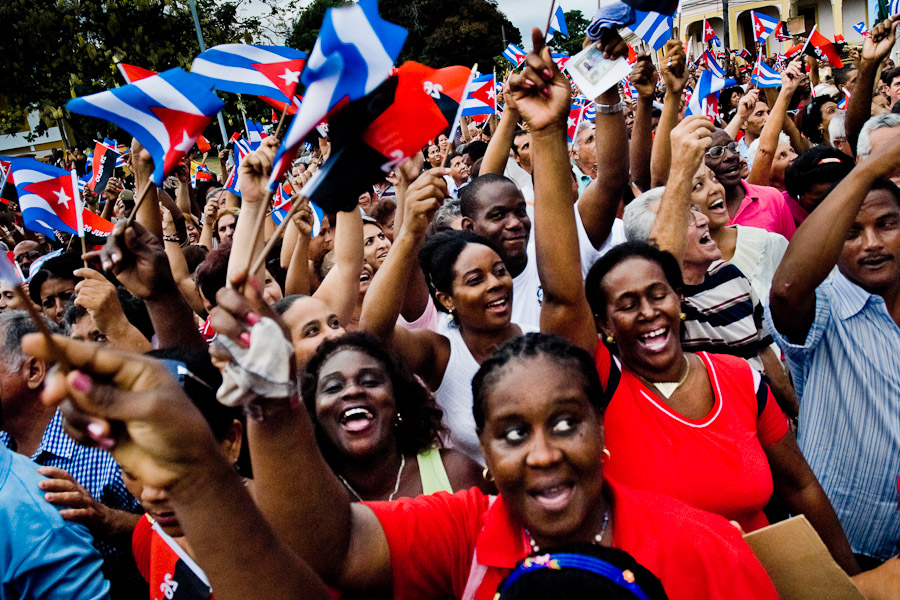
[706, 141, 739, 159]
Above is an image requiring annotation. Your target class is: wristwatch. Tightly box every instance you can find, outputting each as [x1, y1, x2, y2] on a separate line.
[595, 101, 626, 114]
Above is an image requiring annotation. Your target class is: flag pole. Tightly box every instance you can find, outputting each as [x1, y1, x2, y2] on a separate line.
[544, 0, 557, 40]
[272, 102, 291, 140]
[71, 169, 89, 270]
[247, 191, 305, 279]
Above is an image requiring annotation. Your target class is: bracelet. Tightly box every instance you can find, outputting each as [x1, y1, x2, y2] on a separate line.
[163, 234, 180, 243]
[595, 101, 626, 114]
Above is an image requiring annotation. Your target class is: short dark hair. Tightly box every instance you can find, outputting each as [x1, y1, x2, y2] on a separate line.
[833, 65, 857, 87]
[881, 65, 900, 86]
[511, 129, 529, 156]
[801, 95, 840, 144]
[496, 542, 669, 600]
[418, 229, 498, 313]
[584, 241, 684, 320]
[471, 333, 608, 431]
[458, 173, 519, 219]
[869, 179, 900, 209]
[367, 198, 396, 227]
[462, 140, 488, 162]
[29, 252, 83, 305]
[194, 241, 231, 308]
[301, 332, 446, 459]
[784, 145, 855, 200]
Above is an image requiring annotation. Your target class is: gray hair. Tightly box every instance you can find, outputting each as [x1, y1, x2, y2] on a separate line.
[570, 120, 595, 152]
[828, 110, 847, 144]
[857, 114, 900, 159]
[428, 199, 462, 235]
[0, 310, 57, 373]
[746, 132, 791, 167]
[623, 187, 665, 243]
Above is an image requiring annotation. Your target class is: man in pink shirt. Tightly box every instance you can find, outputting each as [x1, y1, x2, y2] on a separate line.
[705, 129, 797, 239]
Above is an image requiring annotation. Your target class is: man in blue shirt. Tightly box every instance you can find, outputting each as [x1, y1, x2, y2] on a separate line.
[767, 126, 900, 567]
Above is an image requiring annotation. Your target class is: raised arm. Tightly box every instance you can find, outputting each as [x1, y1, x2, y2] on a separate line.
[769, 130, 900, 342]
[846, 16, 899, 156]
[160, 204, 206, 315]
[130, 139, 163, 241]
[629, 56, 657, 193]
[393, 155, 432, 321]
[480, 85, 521, 176]
[283, 201, 313, 296]
[748, 61, 802, 186]
[648, 116, 714, 265]
[650, 41, 688, 188]
[312, 208, 363, 328]
[724, 89, 757, 141]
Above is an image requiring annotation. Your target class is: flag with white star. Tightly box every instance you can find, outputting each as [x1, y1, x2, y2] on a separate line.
[191, 44, 307, 106]
[66, 68, 225, 185]
[461, 73, 497, 117]
[7, 158, 83, 237]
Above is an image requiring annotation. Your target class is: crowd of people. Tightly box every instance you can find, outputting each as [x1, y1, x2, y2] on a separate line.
[2, 8, 900, 600]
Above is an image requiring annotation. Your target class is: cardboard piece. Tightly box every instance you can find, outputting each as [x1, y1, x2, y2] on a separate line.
[743, 515, 864, 600]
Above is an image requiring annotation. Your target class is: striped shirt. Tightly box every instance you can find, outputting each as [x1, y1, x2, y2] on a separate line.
[764, 271, 900, 559]
[0, 410, 143, 581]
[682, 261, 772, 371]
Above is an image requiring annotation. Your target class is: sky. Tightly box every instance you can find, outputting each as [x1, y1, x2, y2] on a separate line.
[495, 0, 600, 49]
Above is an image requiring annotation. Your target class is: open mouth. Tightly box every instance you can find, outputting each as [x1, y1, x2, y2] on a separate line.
[530, 483, 575, 512]
[359, 271, 371, 283]
[150, 512, 179, 527]
[708, 198, 726, 212]
[638, 326, 671, 353]
[340, 407, 375, 433]
[486, 296, 509, 313]
[699, 231, 713, 245]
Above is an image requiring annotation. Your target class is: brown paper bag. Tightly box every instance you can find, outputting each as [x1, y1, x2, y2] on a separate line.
[743, 515, 864, 600]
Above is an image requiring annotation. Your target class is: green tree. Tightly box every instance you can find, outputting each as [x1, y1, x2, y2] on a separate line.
[548, 10, 589, 57]
[0, 0, 271, 141]
[287, 0, 521, 69]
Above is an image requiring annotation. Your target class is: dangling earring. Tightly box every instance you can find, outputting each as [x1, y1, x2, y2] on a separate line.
[606, 334, 615, 344]
[394, 413, 403, 427]
[602, 448, 611, 462]
[679, 312, 686, 321]
[482, 467, 494, 482]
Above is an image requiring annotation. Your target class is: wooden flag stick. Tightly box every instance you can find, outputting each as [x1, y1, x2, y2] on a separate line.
[14, 284, 71, 372]
[544, 0, 557, 39]
[237, 187, 276, 285]
[272, 102, 291, 140]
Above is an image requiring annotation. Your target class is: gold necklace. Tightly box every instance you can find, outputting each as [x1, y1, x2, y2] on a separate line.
[650, 355, 690, 399]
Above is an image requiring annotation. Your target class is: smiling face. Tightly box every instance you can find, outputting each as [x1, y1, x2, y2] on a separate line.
[479, 354, 606, 546]
[599, 257, 683, 376]
[837, 188, 900, 294]
[437, 243, 513, 330]
[705, 129, 743, 189]
[185, 221, 200, 244]
[691, 164, 728, 230]
[684, 207, 723, 267]
[450, 155, 470, 185]
[314, 349, 396, 460]
[363, 223, 391, 272]
[426, 144, 442, 167]
[463, 181, 531, 273]
[771, 142, 798, 189]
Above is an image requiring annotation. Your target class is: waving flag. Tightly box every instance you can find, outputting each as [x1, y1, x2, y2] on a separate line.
[268, 0, 407, 191]
[703, 19, 721, 45]
[775, 21, 792, 42]
[8, 158, 82, 237]
[502, 43, 527, 67]
[801, 26, 844, 68]
[224, 138, 252, 197]
[272, 180, 325, 236]
[462, 73, 497, 116]
[566, 103, 587, 143]
[629, 10, 673, 51]
[247, 121, 268, 149]
[853, 21, 869, 37]
[704, 51, 726, 78]
[751, 11, 778, 43]
[737, 48, 753, 61]
[89, 140, 119, 193]
[117, 63, 157, 84]
[191, 44, 307, 106]
[67, 68, 224, 185]
[304, 62, 469, 212]
[548, 3, 569, 38]
[751, 61, 782, 88]
[686, 69, 734, 119]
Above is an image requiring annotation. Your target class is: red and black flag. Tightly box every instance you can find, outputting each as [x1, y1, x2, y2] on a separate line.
[90, 140, 119, 194]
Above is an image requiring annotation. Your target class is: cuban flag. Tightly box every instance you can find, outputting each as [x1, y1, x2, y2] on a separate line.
[462, 73, 496, 117]
[629, 10, 673, 51]
[115, 148, 130, 169]
[854, 21, 868, 37]
[738, 48, 753, 61]
[66, 68, 225, 185]
[272, 180, 326, 237]
[703, 19, 721, 46]
[224, 138, 252, 197]
[268, 0, 407, 191]
[750, 61, 782, 88]
[191, 44, 307, 106]
[116, 63, 157, 84]
[246, 120, 268, 149]
[8, 158, 82, 237]
[751, 11, 778, 44]
[704, 51, 726, 78]
[686, 69, 734, 119]
[547, 3, 569, 39]
[567, 103, 588, 142]
[502, 43, 527, 67]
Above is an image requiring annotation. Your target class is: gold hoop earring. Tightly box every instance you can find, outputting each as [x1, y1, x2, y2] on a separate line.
[482, 467, 494, 482]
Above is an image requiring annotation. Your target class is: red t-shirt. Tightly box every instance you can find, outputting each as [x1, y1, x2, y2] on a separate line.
[366, 481, 778, 600]
[601, 348, 789, 532]
[133, 515, 214, 600]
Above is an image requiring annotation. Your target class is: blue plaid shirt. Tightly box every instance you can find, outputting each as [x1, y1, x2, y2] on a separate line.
[765, 271, 900, 560]
[0, 410, 143, 579]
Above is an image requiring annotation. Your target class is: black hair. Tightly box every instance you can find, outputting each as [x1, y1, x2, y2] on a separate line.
[496, 543, 668, 600]
[62, 288, 154, 342]
[463, 140, 488, 162]
[833, 65, 857, 87]
[28, 252, 84, 306]
[418, 229, 499, 313]
[471, 333, 608, 431]
[194, 240, 231, 308]
[458, 173, 519, 219]
[869, 179, 900, 209]
[301, 332, 446, 459]
[784, 145, 856, 200]
[801, 95, 840, 144]
[881, 65, 900, 87]
[272, 293, 311, 317]
[719, 86, 744, 115]
[182, 244, 209, 273]
[584, 242, 684, 321]
[511, 129, 529, 156]
[443, 149, 464, 168]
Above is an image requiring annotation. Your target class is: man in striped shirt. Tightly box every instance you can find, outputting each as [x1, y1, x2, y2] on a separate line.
[767, 129, 900, 567]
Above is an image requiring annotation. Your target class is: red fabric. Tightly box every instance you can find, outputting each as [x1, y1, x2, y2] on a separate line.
[782, 189, 810, 227]
[367, 483, 778, 600]
[601, 348, 789, 532]
[132, 515, 215, 600]
[730, 180, 797, 240]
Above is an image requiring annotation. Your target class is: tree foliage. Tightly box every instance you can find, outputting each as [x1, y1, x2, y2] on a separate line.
[548, 10, 589, 57]
[0, 0, 271, 139]
[287, 0, 522, 69]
